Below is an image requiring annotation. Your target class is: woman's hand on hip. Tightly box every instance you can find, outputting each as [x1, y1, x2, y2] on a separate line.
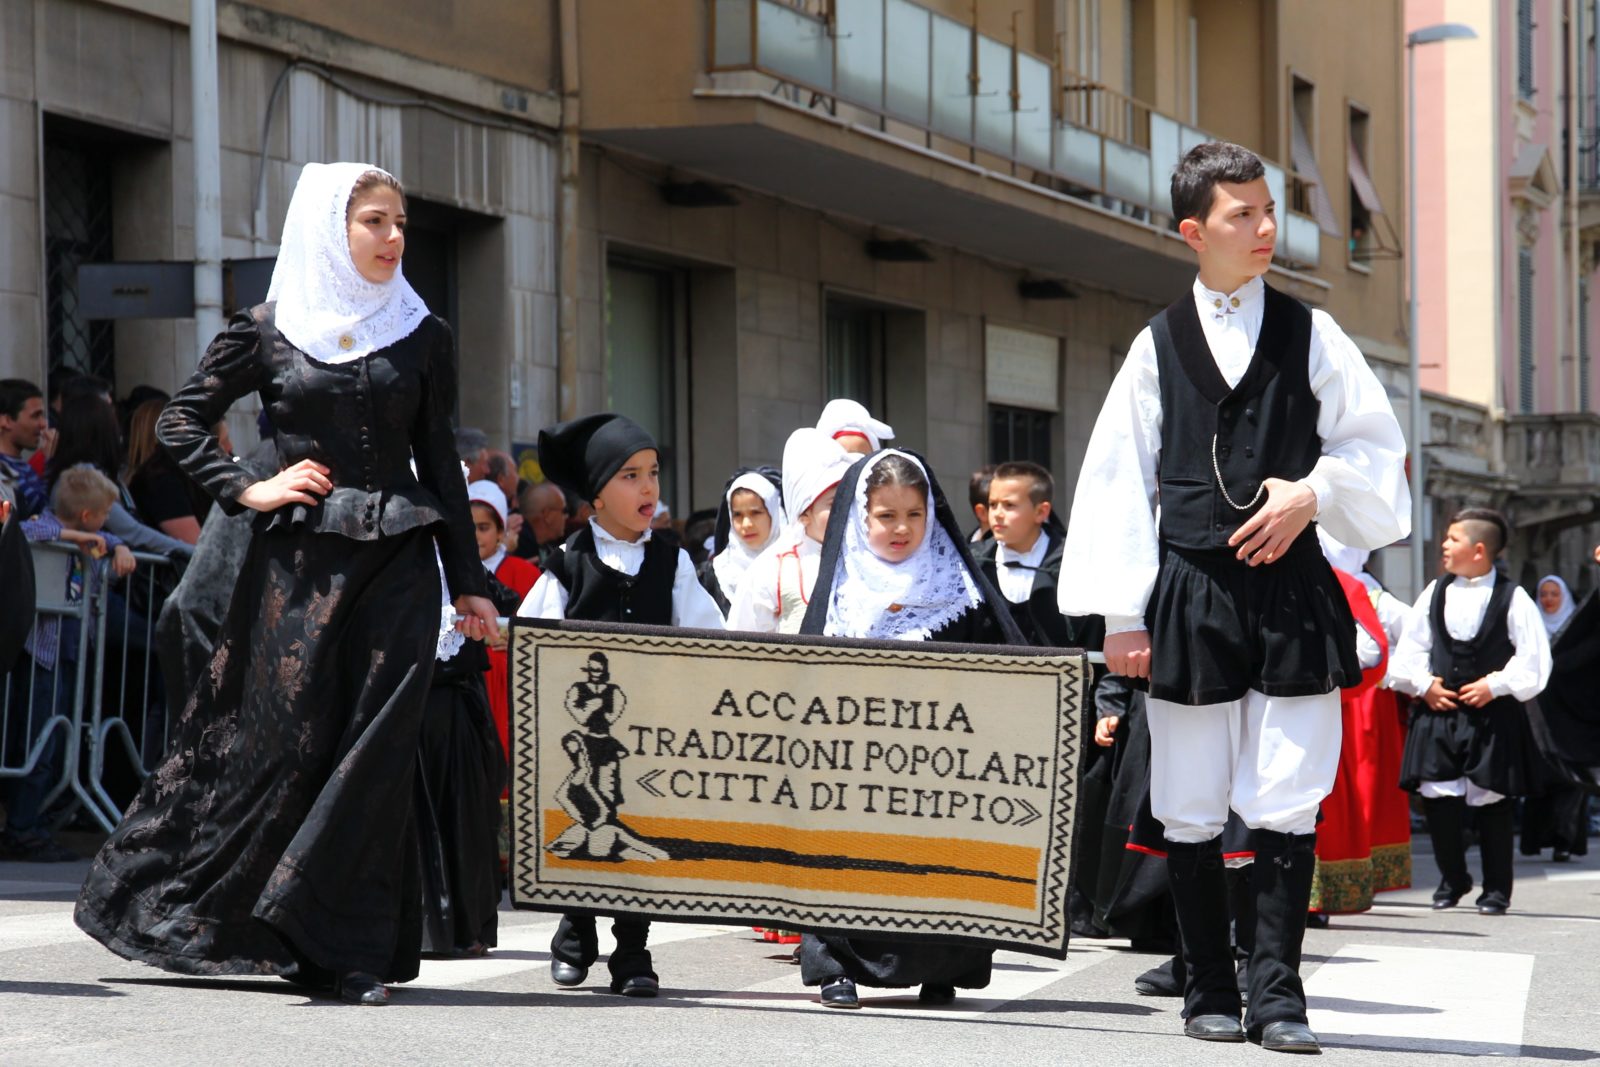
[238, 459, 333, 512]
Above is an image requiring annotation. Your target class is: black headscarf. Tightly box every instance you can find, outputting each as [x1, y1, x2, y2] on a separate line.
[537, 413, 656, 503]
[800, 449, 1022, 644]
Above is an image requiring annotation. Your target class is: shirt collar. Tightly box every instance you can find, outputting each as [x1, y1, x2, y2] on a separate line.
[1455, 569, 1497, 588]
[588, 516, 651, 550]
[996, 531, 1049, 568]
[1192, 274, 1265, 321]
[481, 546, 507, 574]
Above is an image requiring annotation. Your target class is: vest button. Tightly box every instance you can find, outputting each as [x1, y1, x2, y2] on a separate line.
[1245, 409, 1257, 422]
[1245, 447, 1254, 458]
[1218, 446, 1231, 459]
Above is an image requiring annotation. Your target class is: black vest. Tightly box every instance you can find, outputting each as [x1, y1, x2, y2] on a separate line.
[977, 529, 1071, 648]
[1428, 572, 1517, 689]
[1153, 285, 1320, 550]
[545, 525, 676, 625]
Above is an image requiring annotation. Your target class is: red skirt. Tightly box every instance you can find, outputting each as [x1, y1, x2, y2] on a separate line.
[1311, 687, 1413, 913]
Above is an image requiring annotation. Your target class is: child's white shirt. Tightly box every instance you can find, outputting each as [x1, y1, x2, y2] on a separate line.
[1057, 274, 1411, 635]
[1388, 570, 1552, 701]
[725, 526, 820, 633]
[994, 534, 1050, 605]
[515, 517, 724, 628]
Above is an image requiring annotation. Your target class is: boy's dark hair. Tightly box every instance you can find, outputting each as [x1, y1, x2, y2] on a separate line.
[968, 465, 996, 510]
[991, 461, 1054, 507]
[866, 453, 931, 506]
[1450, 506, 1509, 558]
[0, 378, 42, 421]
[58, 374, 111, 409]
[1171, 141, 1266, 222]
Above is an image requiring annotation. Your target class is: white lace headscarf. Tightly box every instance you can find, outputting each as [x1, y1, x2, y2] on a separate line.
[711, 472, 786, 601]
[266, 162, 430, 364]
[823, 450, 982, 641]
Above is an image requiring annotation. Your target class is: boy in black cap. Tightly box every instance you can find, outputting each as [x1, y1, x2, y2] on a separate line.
[515, 413, 721, 997]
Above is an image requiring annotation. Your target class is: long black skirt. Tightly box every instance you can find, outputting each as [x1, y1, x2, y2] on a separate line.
[799, 934, 992, 991]
[75, 526, 440, 982]
[417, 653, 505, 954]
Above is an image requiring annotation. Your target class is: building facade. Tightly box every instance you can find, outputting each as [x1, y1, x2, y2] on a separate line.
[3, 1, 1413, 578]
[1408, 0, 1600, 592]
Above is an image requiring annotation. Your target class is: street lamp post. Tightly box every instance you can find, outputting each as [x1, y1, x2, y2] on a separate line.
[1405, 22, 1478, 597]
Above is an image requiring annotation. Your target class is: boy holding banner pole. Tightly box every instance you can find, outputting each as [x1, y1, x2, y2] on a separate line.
[514, 413, 722, 998]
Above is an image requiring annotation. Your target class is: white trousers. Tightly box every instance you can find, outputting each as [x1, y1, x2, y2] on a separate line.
[1419, 778, 1504, 807]
[1147, 689, 1342, 844]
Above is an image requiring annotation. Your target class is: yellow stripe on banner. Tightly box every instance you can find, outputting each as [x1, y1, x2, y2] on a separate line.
[540, 811, 1041, 910]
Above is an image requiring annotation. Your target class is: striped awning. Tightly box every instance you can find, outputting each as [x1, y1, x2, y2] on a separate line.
[1348, 138, 1384, 213]
[1290, 110, 1343, 236]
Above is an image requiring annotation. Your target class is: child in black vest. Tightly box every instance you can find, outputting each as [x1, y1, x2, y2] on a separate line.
[1392, 508, 1551, 916]
[1060, 142, 1410, 1053]
[515, 413, 722, 997]
[975, 462, 1071, 647]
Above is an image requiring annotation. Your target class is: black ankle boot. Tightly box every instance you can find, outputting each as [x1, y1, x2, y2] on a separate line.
[1475, 798, 1515, 911]
[1245, 830, 1317, 1034]
[1422, 796, 1473, 906]
[1166, 836, 1242, 1022]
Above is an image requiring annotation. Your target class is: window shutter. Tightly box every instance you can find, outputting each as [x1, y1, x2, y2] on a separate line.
[1518, 0, 1535, 99]
[1518, 247, 1535, 413]
[1582, 285, 1592, 412]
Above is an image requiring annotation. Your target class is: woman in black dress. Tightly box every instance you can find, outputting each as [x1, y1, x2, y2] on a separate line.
[74, 162, 498, 1005]
[797, 448, 1022, 1008]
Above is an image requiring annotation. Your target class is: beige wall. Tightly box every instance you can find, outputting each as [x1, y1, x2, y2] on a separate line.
[578, 147, 1157, 515]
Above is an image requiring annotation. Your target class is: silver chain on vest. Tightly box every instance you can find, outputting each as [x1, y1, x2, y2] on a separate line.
[1211, 433, 1267, 511]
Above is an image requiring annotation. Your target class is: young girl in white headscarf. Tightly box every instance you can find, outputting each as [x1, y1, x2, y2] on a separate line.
[697, 467, 785, 616]
[816, 398, 895, 457]
[75, 162, 499, 1007]
[796, 448, 1021, 1009]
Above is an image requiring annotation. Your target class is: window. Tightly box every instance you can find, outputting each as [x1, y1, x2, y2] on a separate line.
[1518, 247, 1535, 413]
[1347, 106, 1382, 262]
[605, 259, 687, 507]
[1518, 0, 1536, 100]
[825, 299, 886, 412]
[1289, 76, 1341, 237]
[1581, 284, 1591, 412]
[989, 405, 1052, 467]
[44, 127, 116, 387]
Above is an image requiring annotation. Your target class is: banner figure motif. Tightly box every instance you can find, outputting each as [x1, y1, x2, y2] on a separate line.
[507, 619, 1085, 959]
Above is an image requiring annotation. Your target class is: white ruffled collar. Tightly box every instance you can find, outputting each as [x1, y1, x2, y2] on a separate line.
[267, 162, 430, 364]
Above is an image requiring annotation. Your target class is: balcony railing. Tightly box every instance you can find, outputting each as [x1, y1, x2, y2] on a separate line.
[707, 0, 1322, 270]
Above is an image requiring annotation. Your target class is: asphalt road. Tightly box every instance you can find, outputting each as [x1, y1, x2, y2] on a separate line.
[2, 840, 1596, 1066]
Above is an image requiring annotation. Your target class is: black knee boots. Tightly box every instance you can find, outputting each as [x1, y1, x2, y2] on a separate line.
[1423, 795, 1473, 907]
[1166, 836, 1242, 1021]
[1245, 830, 1317, 1031]
[1475, 798, 1515, 913]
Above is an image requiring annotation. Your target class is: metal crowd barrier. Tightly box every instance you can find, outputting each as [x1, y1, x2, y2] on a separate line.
[2, 541, 177, 835]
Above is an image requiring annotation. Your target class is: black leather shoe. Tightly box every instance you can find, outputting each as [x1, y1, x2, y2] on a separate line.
[1432, 878, 1472, 910]
[918, 983, 956, 1005]
[614, 975, 658, 998]
[337, 972, 389, 1006]
[1133, 958, 1182, 997]
[1184, 1014, 1245, 1042]
[550, 960, 588, 987]
[1476, 892, 1510, 916]
[1257, 1020, 1322, 1054]
[820, 977, 860, 1009]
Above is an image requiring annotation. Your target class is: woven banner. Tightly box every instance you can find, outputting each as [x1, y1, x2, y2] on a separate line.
[506, 619, 1085, 959]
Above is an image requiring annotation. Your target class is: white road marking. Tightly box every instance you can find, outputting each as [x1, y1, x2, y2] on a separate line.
[1307, 942, 1533, 1055]
[411, 921, 746, 989]
[693, 940, 1120, 1018]
[0, 911, 90, 952]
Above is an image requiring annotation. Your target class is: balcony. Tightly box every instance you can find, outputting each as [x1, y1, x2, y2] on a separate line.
[1504, 412, 1600, 527]
[576, 0, 1331, 304]
[702, 0, 1323, 270]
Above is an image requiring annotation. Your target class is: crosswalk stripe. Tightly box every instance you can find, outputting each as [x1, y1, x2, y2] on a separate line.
[412, 921, 745, 989]
[691, 940, 1121, 1017]
[1306, 942, 1533, 1055]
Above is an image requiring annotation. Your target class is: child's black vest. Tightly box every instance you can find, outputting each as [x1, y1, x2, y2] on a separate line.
[1428, 572, 1517, 689]
[978, 528, 1071, 648]
[545, 525, 676, 624]
[1151, 284, 1320, 551]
